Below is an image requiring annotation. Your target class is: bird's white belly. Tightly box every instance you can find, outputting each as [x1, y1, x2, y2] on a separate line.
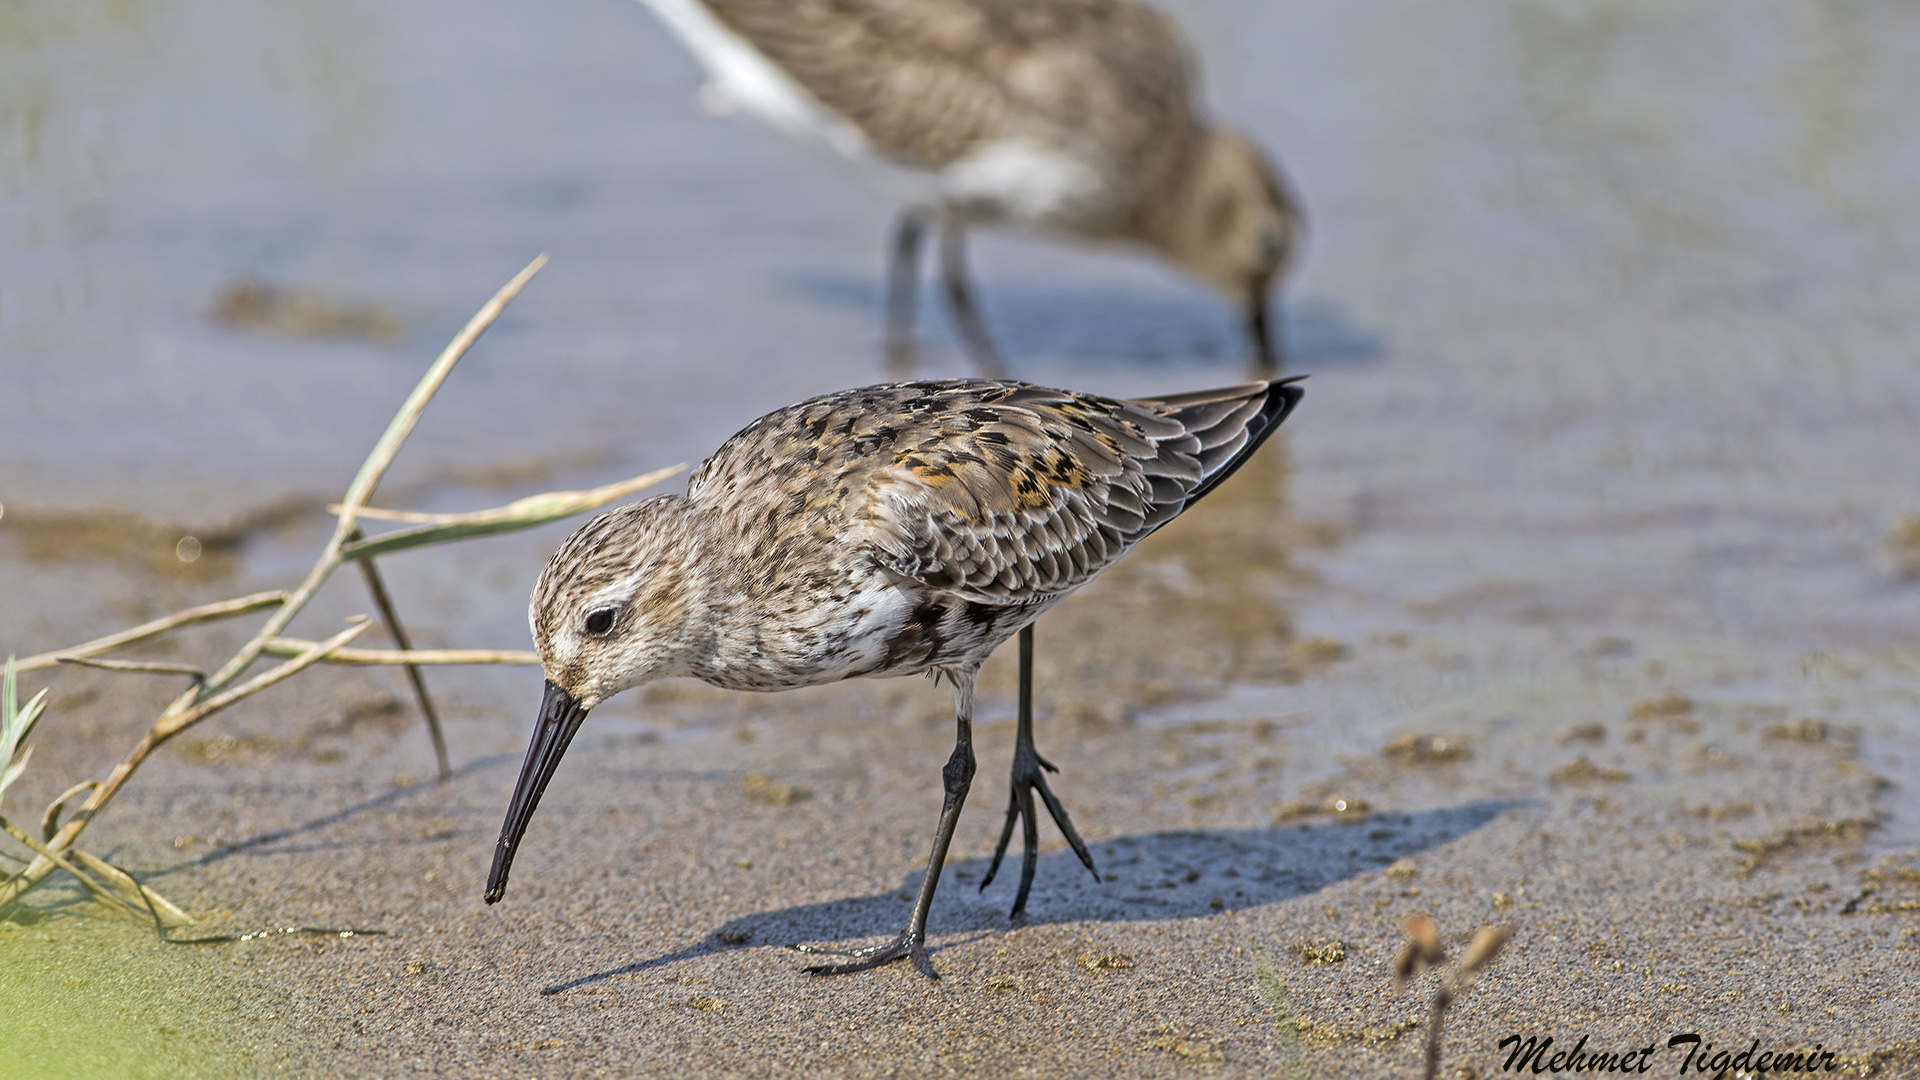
[941, 137, 1104, 229]
[815, 576, 923, 679]
[697, 573, 919, 692]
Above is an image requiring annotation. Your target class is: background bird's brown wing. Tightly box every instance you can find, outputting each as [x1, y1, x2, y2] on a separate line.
[853, 379, 1301, 604]
[698, 0, 1194, 170]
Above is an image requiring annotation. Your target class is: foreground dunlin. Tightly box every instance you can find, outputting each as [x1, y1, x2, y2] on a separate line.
[632, 0, 1304, 375]
[485, 375, 1305, 978]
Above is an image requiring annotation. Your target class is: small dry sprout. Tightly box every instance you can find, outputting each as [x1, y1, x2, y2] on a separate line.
[1393, 913, 1445, 984]
[1394, 914, 1512, 1080]
[1459, 926, 1510, 975]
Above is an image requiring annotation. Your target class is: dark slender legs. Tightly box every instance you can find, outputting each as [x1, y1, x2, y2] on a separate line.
[802, 626, 1099, 977]
[885, 208, 929, 378]
[1249, 291, 1285, 376]
[803, 667, 979, 979]
[979, 624, 1099, 919]
[937, 220, 1006, 378]
[883, 208, 1006, 378]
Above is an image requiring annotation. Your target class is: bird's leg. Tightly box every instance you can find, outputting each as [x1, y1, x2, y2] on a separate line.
[885, 207, 929, 378]
[803, 666, 979, 979]
[937, 219, 1007, 378]
[979, 624, 1099, 919]
[1248, 289, 1283, 376]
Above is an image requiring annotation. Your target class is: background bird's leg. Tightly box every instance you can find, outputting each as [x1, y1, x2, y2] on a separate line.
[979, 624, 1099, 919]
[938, 218, 1007, 378]
[1249, 289, 1282, 375]
[804, 666, 979, 979]
[885, 207, 929, 377]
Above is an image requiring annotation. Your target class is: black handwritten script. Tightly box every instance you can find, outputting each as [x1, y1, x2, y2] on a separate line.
[1495, 1033, 1839, 1074]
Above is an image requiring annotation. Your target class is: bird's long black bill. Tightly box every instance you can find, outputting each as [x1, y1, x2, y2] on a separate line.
[484, 679, 590, 905]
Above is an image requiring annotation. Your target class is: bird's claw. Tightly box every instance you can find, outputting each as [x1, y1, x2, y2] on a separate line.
[800, 933, 936, 979]
[978, 751, 1099, 919]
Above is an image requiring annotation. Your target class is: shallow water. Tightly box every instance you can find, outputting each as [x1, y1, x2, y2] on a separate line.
[4, 1, 1919, 1074]
[8, 0, 1911, 718]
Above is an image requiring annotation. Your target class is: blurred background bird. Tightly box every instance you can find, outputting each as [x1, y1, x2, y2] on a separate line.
[633, 0, 1304, 377]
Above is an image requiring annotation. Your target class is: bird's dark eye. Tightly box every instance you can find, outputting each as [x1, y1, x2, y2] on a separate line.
[584, 608, 616, 635]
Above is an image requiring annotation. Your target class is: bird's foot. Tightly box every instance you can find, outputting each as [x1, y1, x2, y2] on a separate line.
[799, 932, 936, 979]
[979, 749, 1099, 919]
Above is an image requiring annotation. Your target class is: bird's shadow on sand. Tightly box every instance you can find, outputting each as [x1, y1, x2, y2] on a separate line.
[787, 272, 1384, 372]
[542, 798, 1522, 994]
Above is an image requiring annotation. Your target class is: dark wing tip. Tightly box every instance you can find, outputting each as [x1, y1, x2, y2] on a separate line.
[1177, 376, 1305, 508]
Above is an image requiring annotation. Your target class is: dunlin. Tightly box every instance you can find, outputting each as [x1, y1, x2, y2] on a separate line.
[632, 0, 1304, 375]
[485, 375, 1304, 978]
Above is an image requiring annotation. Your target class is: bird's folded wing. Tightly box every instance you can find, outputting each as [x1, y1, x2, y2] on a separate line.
[852, 383, 1211, 604]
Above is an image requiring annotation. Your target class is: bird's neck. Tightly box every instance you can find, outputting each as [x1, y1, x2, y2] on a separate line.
[650, 506, 723, 675]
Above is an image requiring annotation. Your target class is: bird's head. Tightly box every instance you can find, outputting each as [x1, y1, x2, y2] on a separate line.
[486, 496, 704, 905]
[1156, 130, 1303, 371]
[530, 497, 704, 710]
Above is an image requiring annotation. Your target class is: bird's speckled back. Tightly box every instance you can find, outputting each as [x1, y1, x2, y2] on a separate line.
[687, 378, 1286, 603]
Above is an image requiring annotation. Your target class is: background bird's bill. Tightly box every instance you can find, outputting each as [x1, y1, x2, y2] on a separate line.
[485, 678, 590, 904]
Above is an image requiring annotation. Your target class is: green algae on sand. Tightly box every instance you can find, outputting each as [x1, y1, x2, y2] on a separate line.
[0, 914, 276, 1080]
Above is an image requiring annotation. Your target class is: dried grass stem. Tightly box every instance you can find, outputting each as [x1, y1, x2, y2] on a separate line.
[259, 639, 539, 666]
[0, 257, 684, 923]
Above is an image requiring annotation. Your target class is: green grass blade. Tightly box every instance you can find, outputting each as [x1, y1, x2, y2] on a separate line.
[2, 657, 49, 807]
[1, 747, 31, 802]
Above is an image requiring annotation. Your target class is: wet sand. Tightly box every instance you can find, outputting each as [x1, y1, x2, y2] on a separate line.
[4, 1, 1920, 1077]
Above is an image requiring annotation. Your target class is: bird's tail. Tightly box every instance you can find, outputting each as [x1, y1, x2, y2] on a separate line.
[1133, 375, 1306, 516]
